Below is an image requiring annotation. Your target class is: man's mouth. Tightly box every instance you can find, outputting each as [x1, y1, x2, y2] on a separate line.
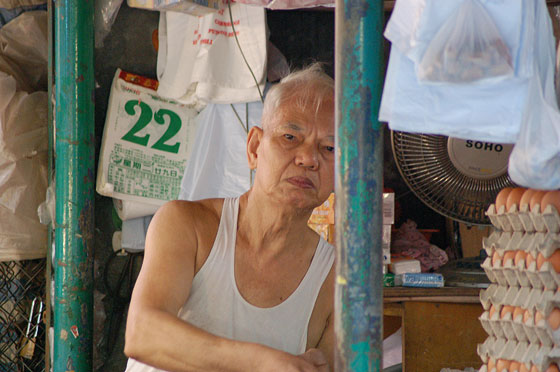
[287, 177, 315, 189]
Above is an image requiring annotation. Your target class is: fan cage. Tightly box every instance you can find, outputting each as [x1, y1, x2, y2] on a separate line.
[391, 131, 516, 225]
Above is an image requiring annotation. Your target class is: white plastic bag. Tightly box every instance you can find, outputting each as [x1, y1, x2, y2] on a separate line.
[157, 3, 266, 108]
[379, 0, 545, 143]
[94, 0, 124, 48]
[417, 0, 513, 83]
[508, 0, 560, 189]
[508, 78, 560, 189]
[384, 0, 528, 78]
[379, 45, 526, 143]
[0, 71, 47, 261]
[179, 101, 262, 201]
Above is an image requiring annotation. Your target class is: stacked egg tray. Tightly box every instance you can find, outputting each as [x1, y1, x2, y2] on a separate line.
[477, 203, 560, 372]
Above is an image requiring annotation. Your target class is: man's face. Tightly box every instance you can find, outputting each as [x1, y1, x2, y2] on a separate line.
[253, 95, 335, 210]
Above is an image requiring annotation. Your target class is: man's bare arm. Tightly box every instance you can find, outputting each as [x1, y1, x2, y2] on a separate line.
[124, 200, 323, 372]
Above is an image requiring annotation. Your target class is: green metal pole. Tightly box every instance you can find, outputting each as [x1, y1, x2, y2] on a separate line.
[334, 0, 385, 370]
[54, 0, 95, 369]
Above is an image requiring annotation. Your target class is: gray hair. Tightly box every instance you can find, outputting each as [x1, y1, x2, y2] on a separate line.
[261, 63, 334, 129]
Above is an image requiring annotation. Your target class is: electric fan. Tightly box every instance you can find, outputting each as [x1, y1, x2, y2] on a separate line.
[391, 131, 517, 226]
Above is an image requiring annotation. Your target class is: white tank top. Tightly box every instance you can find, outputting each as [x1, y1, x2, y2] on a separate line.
[125, 197, 335, 372]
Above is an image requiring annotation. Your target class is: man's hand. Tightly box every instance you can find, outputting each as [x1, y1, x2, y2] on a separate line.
[299, 349, 329, 372]
[256, 347, 329, 372]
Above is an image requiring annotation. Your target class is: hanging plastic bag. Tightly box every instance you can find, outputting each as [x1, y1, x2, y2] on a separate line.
[94, 0, 124, 48]
[157, 3, 266, 107]
[384, 0, 528, 79]
[508, 0, 560, 190]
[417, 0, 513, 83]
[508, 79, 560, 189]
[179, 100, 262, 201]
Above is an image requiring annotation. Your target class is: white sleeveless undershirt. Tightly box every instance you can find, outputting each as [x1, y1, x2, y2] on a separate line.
[125, 197, 335, 372]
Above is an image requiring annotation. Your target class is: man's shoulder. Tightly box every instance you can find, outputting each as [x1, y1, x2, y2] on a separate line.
[158, 198, 225, 222]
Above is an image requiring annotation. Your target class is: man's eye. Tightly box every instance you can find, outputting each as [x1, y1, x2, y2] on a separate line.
[325, 146, 335, 153]
[284, 134, 295, 140]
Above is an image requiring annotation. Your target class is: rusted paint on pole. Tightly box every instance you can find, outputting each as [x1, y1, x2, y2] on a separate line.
[334, 0, 384, 369]
[54, 0, 95, 369]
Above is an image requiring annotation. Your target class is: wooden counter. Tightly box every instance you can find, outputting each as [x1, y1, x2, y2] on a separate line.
[383, 286, 487, 372]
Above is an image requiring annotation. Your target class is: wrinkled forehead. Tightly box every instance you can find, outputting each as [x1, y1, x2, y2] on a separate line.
[267, 90, 334, 130]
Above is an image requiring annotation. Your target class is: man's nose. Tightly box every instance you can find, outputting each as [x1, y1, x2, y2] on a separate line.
[296, 144, 319, 170]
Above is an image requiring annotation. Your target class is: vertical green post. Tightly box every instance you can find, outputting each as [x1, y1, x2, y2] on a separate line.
[54, 0, 95, 369]
[334, 0, 384, 370]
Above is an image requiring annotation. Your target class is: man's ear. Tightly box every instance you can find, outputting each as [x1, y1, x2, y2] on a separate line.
[247, 126, 263, 170]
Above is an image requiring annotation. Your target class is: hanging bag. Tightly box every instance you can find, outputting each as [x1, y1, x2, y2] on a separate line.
[417, 0, 513, 83]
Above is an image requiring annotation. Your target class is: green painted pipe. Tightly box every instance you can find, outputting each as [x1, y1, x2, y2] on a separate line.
[54, 0, 95, 369]
[334, 0, 385, 370]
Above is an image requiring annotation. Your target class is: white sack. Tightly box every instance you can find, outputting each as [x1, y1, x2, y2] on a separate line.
[157, 3, 266, 108]
[179, 101, 262, 201]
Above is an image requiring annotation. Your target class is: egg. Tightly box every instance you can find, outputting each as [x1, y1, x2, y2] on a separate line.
[496, 187, 514, 211]
[489, 304, 497, 319]
[513, 306, 525, 321]
[503, 251, 516, 265]
[526, 253, 535, 269]
[548, 249, 560, 273]
[530, 366, 539, 372]
[515, 250, 527, 267]
[535, 310, 545, 325]
[530, 190, 549, 212]
[520, 189, 539, 209]
[520, 363, 530, 372]
[493, 251, 503, 267]
[541, 190, 560, 214]
[523, 309, 532, 324]
[510, 361, 521, 372]
[537, 252, 547, 270]
[488, 358, 496, 371]
[546, 364, 560, 372]
[548, 308, 560, 330]
[506, 187, 527, 212]
[497, 359, 512, 372]
[501, 305, 515, 319]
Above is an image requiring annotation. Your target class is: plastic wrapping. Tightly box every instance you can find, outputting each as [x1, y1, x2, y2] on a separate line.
[179, 101, 263, 201]
[379, 0, 553, 144]
[417, 0, 513, 83]
[95, 0, 124, 48]
[508, 0, 560, 189]
[0, 11, 47, 261]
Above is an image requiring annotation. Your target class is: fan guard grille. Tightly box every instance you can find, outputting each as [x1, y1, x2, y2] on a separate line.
[391, 131, 516, 225]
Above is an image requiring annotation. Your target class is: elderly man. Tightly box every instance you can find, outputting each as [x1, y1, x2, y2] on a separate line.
[124, 64, 335, 372]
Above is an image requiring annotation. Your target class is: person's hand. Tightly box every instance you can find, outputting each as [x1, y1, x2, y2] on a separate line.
[255, 347, 327, 372]
[299, 349, 329, 372]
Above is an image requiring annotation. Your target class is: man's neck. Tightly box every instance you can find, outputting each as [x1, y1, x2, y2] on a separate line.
[236, 191, 316, 256]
